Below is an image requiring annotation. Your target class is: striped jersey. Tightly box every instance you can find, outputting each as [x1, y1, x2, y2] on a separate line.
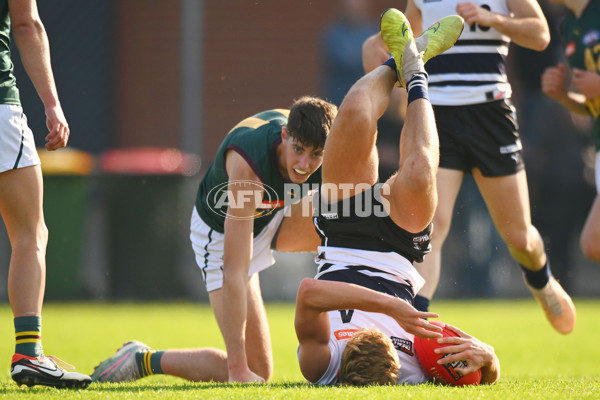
[311, 185, 431, 384]
[414, 0, 511, 105]
[561, 0, 600, 151]
[312, 308, 428, 385]
[195, 109, 321, 235]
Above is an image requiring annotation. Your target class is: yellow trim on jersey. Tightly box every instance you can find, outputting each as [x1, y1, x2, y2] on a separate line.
[228, 109, 290, 133]
[586, 98, 600, 118]
[228, 117, 269, 133]
[273, 108, 290, 117]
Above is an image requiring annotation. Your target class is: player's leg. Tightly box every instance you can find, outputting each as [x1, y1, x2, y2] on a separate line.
[580, 194, 600, 262]
[381, 10, 464, 232]
[92, 278, 269, 383]
[474, 170, 544, 268]
[1, 166, 46, 317]
[474, 169, 575, 334]
[580, 155, 600, 262]
[387, 93, 439, 232]
[320, 63, 392, 193]
[91, 338, 229, 383]
[414, 168, 464, 308]
[1, 165, 91, 388]
[145, 274, 272, 382]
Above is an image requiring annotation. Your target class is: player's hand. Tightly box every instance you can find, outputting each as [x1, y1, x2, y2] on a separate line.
[573, 68, 600, 100]
[228, 368, 265, 383]
[434, 324, 494, 376]
[44, 105, 69, 151]
[541, 64, 568, 101]
[388, 299, 442, 339]
[456, 2, 496, 27]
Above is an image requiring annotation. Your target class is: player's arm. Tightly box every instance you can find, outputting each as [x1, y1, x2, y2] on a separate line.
[295, 278, 442, 382]
[542, 63, 590, 115]
[222, 150, 265, 383]
[405, 0, 423, 36]
[435, 324, 501, 384]
[362, 33, 389, 74]
[456, 0, 549, 51]
[572, 69, 600, 101]
[9, 0, 69, 150]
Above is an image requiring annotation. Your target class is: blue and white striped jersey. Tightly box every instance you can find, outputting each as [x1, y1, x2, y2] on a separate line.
[414, 0, 512, 105]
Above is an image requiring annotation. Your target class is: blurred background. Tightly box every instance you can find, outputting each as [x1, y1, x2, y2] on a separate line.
[0, 0, 597, 303]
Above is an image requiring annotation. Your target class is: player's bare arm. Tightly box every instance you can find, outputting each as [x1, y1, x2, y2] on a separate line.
[222, 150, 265, 383]
[295, 278, 442, 382]
[362, 33, 390, 75]
[405, 0, 424, 36]
[456, 0, 549, 51]
[435, 324, 500, 384]
[573, 69, 600, 100]
[9, 0, 69, 151]
[542, 64, 590, 115]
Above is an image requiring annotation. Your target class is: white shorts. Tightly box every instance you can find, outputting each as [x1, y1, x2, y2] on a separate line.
[190, 206, 285, 292]
[595, 151, 600, 194]
[0, 105, 40, 173]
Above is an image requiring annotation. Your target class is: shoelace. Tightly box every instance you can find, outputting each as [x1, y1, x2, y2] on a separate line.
[45, 355, 76, 371]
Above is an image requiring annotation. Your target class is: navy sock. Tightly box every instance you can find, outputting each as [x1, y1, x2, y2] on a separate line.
[521, 261, 551, 289]
[407, 73, 429, 105]
[414, 295, 430, 312]
[382, 56, 397, 71]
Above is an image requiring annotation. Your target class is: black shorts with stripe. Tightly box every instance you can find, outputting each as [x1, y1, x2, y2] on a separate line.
[317, 264, 415, 306]
[433, 98, 525, 177]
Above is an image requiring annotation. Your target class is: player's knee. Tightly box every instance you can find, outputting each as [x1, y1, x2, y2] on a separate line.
[37, 223, 49, 249]
[403, 153, 436, 191]
[339, 88, 371, 124]
[580, 234, 600, 262]
[503, 227, 538, 254]
[10, 222, 48, 253]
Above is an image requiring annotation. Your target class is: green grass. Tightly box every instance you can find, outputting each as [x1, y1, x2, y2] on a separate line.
[1, 300, 599, 399]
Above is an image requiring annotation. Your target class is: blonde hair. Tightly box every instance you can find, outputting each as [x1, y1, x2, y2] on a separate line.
[338, 329, 400, 386]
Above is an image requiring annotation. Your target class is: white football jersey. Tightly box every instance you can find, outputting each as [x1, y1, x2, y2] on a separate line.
[414, 0, 512, 105]
[311, 308, 429, 385]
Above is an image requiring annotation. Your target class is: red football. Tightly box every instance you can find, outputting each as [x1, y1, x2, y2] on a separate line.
[414, 321, 482, 386]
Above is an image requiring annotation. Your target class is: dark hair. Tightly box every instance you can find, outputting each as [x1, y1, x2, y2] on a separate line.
[287, 96, 337, 149]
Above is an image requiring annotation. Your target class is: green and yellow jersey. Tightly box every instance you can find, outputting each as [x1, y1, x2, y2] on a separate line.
[195, 109, 321, 235]
[562, 0, 600, 150]
[0, 1, 20, 105]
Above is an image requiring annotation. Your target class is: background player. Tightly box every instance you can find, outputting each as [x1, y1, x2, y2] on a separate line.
[541, 0, 600, 264]
[2, 0, 91, 388]
[296, 9, 499, 386]
[92, 97, 337, 384]
[363, 0, 576, 335]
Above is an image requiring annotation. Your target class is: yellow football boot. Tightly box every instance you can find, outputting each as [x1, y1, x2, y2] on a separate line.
[416, 15, 465, 64]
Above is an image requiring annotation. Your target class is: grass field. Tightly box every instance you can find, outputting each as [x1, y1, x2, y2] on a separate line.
[0, 299, 599, 399]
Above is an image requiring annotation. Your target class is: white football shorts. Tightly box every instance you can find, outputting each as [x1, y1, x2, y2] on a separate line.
[190, 206, 285, 292]
[0, 105, 40, 173]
